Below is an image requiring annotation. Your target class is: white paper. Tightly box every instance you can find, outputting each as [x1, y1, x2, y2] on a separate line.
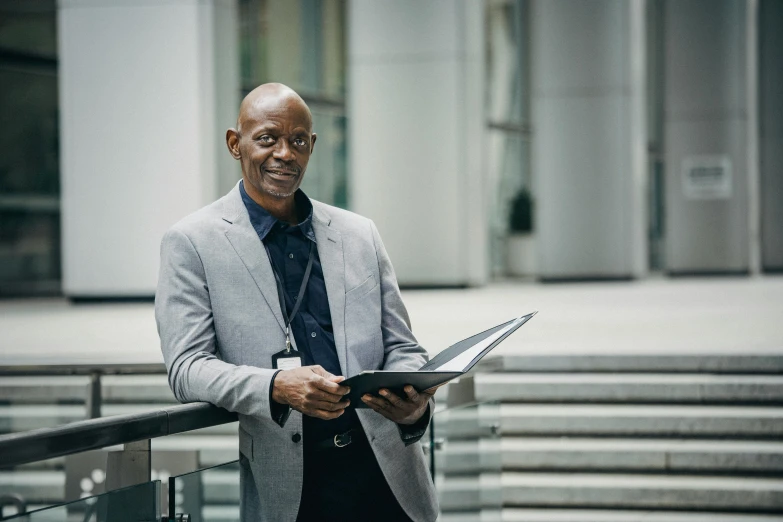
[432, 321, 518, 372]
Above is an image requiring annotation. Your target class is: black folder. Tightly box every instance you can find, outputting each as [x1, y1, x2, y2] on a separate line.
[344, 312, 536, 408]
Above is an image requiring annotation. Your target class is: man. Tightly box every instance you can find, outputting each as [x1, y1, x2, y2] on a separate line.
[155, 83, 439, 522]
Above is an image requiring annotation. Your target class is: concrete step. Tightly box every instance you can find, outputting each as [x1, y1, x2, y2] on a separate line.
[0, 405, 85, 433]
[0, 377, 90, 404]
[201, 505, 240, 522]
[0, 404, 237, 435]
[471, 374, 783, 404]
[101, 375, 176, 403]
[438, 438, 783, 474]
[477, 355, 783, 374]
[439, 404, 783, 439]
[203, 469, 240, 503]
[0, 375, 176, 405]
[438, 472, 783, 512]
[440, 509, 783, 522]
[0, 471, 62, 503]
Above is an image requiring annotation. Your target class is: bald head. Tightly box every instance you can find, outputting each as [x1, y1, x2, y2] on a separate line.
[237, 83, 312, 135]
[226, 83, 317, 205]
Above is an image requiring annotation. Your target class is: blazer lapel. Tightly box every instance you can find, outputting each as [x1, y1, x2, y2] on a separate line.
[311, 208, 348, 375]
[222, 185, 286, 332]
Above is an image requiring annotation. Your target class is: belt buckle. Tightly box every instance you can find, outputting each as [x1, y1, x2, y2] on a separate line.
[334, 432, 352, 448]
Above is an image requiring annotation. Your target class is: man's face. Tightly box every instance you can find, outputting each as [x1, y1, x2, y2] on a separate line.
[229, 95, 316, 199]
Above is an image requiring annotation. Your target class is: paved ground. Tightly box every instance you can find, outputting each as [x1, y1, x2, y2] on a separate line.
[1, 276, 782, 366]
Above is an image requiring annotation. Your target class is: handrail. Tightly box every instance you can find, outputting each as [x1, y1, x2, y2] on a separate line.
[0, 402, 237, 469]
[0, 363, 166, 376]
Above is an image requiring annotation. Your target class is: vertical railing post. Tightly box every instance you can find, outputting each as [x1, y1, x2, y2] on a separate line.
[86, 371, 102, 419]
[105, 439, 152, 490]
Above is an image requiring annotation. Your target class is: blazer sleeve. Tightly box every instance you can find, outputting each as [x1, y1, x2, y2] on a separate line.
[369, 221, 435, 443]
[155, 227, 287, 427]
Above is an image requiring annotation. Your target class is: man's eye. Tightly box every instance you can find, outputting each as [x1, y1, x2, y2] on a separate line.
[294, 138, 306, 147]
[258, 135, 274, 144]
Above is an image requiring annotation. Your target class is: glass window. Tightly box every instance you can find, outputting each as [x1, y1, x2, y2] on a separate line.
[486, 0, 532, 277]
[239, 0, 348, 207]
[0, 0, 60, 297]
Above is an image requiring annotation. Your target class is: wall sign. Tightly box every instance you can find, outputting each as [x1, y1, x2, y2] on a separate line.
[682, 155, 733, 200]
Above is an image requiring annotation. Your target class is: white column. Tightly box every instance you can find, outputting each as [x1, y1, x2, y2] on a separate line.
[531, 0, 648, 280]
[663, 0, 750, 274]
[59, 0, 239, 297]
[348, 0, 487, 286]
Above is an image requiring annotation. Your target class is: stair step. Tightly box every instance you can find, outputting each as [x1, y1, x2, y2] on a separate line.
[472, 374, 783, 404]
[438, 438, 783, 473]
[0, 377, 90, 404]
[101, 375, 176, 403]
[440, 404, 783, 438]
[440, 508, 783, 522]
[0, 404, 237, 435]
[478, 355, 783, 374]
[438, 473, 783, 512]
[0, 471, 63, 503]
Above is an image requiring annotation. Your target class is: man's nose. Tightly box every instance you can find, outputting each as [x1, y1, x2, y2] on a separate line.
[273, 140, 294, 161]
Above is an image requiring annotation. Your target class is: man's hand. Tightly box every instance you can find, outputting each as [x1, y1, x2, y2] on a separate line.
[361, 385, 433, 425]
[272, 365, 350, 420]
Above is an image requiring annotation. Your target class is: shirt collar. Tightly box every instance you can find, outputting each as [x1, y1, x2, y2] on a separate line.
[239, 180, 316, 242]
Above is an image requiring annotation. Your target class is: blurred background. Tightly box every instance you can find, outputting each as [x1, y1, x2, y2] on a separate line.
[1, 0, 782, 520]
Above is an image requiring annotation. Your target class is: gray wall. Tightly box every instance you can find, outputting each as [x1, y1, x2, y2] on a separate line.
[663, 0, 750, 273]
[348, 0, 488, 286]
[760, 0, 783, 271]
[59, 0, 239, 297]
[531, 0, 648, 280]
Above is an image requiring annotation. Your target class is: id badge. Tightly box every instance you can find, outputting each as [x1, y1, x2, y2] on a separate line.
[272, 349, 302, 371]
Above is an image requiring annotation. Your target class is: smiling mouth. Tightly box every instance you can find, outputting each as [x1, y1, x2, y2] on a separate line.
[264, 168, 299, 179]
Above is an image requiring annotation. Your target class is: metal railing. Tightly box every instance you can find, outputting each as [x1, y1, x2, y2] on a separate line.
[0, 363, 237, 519]
[0, 402, 236, 470]
[0, 363, 167, 419]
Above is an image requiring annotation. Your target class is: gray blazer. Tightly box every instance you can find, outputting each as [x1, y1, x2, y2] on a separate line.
[155, 183, 438, 522]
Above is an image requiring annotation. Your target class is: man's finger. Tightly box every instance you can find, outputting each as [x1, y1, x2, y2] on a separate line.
[403, 385, 420, 402]
[312, 375, 350, 396]
[311, 399, 350, 411]
[362, 394, 393, 413]
[312, 408, 345, 420]
[308, 388, 347, 403]
[379, 389, 406, 408]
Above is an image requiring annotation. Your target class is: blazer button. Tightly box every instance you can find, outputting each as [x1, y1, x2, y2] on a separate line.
[292, 433, 301, 443]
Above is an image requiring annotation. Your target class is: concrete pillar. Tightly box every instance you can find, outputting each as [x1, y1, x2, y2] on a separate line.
[663, 0, 750, 274]
[531, 0, 648, 280]
[759, 0, 783, 271]
[348, 0, 487, 286]
[59, 0, 239, 297]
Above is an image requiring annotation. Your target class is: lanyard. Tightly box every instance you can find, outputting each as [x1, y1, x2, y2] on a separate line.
[265, 241, 316, 353]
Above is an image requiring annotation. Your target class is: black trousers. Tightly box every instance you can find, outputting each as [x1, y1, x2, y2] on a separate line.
[295, 430, 413, 522]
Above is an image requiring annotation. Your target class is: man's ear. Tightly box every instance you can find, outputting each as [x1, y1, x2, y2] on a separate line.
[310, 133, 317, 153]
[226, 129, 241, 159]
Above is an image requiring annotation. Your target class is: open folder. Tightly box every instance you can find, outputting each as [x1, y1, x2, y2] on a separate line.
[344, 311, 537, 408]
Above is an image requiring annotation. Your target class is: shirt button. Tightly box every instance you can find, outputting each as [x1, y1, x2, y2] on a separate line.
[311, 332, 317, 338]
[292, 433, 301, 443]
[288, 253, 294, 259]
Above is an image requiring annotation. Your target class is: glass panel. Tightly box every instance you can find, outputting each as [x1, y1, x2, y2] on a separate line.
[239, 0, 348, 209]
[0, 0, 60, 296]
[239, 0, 346, 100]
[432, 401, 502, 519]
[168, 460, 240, 522]
[0, 1, 57, 57]
[487, 131, 530, 277]
[2, 480, 160, 522]
[299, 109, 347, 208]
[486, 0, 529, 127]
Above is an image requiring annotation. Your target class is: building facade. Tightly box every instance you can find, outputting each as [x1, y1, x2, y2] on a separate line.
[0, 0, 780, 298]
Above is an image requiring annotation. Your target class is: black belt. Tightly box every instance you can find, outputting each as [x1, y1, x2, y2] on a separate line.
[313, 429, 361, 451]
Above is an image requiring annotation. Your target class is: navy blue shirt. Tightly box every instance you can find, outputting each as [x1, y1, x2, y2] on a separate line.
[240, 181, 356, 443]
